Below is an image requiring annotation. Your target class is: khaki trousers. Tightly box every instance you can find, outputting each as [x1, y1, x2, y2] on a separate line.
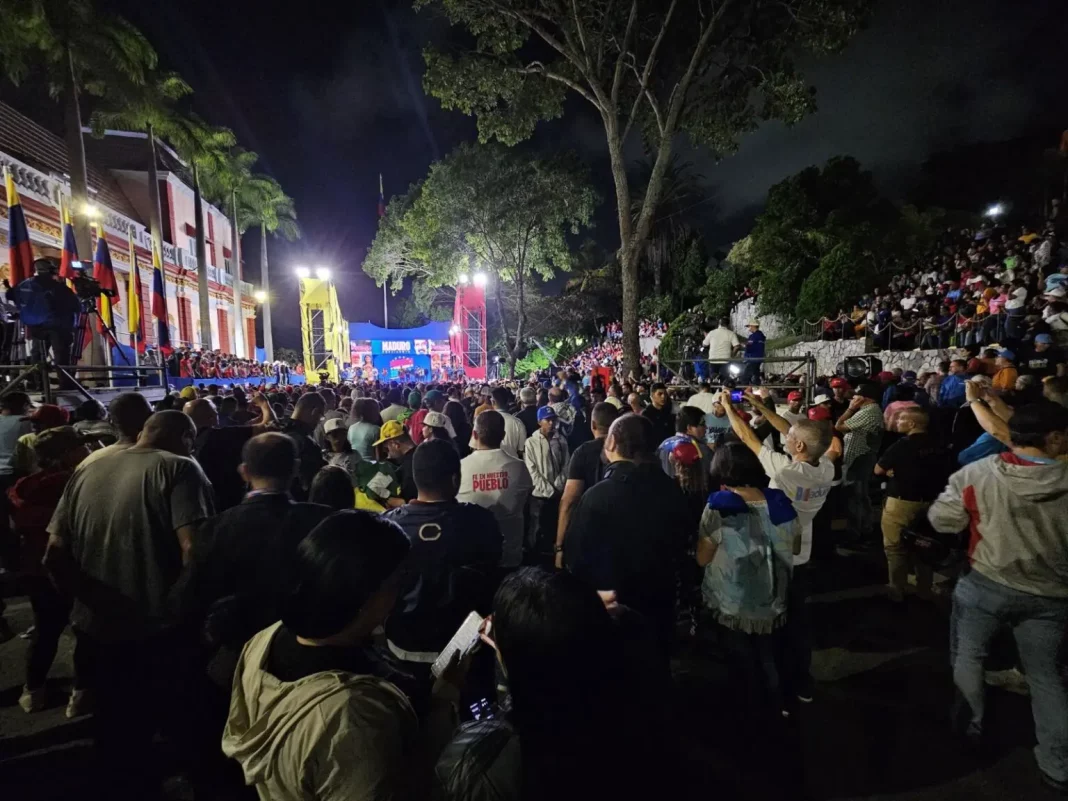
[881, 496, 933, 597]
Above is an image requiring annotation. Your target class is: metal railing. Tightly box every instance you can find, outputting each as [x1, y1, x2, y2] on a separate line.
[799, 310, 1020, 351]
[0, 362, 168, 404]
[658, 354, 818, 404]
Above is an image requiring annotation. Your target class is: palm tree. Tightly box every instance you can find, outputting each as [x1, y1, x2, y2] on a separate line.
[169, 116, 236, 348]
[0, 0, 157, 256]
[631, 155, 707, 297]
[243, 176, 299, 361]
[202, 147, 259, 357]
[89, 72, 192, 256]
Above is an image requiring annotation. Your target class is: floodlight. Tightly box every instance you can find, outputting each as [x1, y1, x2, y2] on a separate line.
[294, 266, 310, 279]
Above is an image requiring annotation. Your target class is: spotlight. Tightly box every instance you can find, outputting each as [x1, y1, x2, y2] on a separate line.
[254, 290, 268, 303]
[315, 267, 331, 280]
[728, 363, 742, 377]
[295, 266, 310, 279]
[473, 272, 488, 287]
[82, 204, 99, 219]
[985, 203, 1004, 219]
[458, 273, 469, 285]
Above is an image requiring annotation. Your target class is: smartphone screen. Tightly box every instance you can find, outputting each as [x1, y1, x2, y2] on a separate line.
[431, 611, 484, 678]
[730, 390, 745, 403]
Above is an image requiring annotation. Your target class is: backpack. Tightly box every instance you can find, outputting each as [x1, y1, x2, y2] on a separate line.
[16, 278, 58, 328]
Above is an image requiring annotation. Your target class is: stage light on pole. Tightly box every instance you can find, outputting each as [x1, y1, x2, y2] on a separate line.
[458, 273, 469, 285]
[473, 271, 488, 287]
[254, 290, 268, 303]
[83, 204, 99, 219]
[295, 266, 310, 279]
[985, 203, 1004, 219]
[316, 267, 331, 281]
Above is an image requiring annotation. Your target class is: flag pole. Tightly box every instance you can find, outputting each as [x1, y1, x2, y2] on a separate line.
[93, 223, 114, 384]
[128, 229, 140, 376]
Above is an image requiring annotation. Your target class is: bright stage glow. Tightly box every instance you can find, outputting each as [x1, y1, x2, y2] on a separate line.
[83, 204, 99, 219]
[458, 273, 469, 285]
[316, 267, 331, 280]
[254, 290, 268, 303]
[449, 324, 460, 336]
[473, 272, 488, 287]
[985, 203, 1004, 218]
[294, 266, 310, 279]
[728, 363, 742, 377]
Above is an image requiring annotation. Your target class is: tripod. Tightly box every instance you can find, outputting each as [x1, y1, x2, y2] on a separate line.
[72, 300, 131, 367]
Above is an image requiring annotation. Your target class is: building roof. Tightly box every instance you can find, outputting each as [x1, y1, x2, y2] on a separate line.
[82, 128, 188, 175]
[0, 101, 142, 221]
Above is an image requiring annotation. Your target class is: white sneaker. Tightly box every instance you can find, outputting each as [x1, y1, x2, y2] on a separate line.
[19, 686, 47, 713]
[65, 688, 92, 719]
[984, 667, 1030, 696]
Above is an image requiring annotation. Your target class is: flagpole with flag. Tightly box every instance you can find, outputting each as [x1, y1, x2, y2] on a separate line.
[5, 167, 34, 286]
[92, 228, 118, 373]
[59, 197, 78, 283]
[151, 240, 172, 359]
[379, 173, 388, 328]
[127, 228, 144, 371]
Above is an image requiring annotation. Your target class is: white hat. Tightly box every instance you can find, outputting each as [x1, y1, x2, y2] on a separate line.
[424, 411, 449, 429]
[812, 393, 832, 405]
[746, 320, 759, 327]
[1046, 287, 1066, 299]
[324, 417, 349, 434]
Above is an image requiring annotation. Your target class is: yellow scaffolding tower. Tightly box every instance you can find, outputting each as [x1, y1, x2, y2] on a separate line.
[297, 276, 349, 385]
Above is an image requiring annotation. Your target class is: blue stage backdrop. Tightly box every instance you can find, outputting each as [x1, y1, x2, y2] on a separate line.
[349, 321, 452, 380]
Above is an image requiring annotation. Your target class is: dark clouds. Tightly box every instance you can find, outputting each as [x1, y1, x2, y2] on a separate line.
[99, 0, 1066, 346]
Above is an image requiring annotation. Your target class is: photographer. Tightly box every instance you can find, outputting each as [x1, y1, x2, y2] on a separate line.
[14, 258, 81, 371]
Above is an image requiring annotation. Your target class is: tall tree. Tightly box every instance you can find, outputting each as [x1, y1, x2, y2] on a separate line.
[416, 0, 871, 373]
[243, 176, 300, 361]
[89, 72, 192, 257]
[169, 116, 236, 349]
[0, 0, 158, 256]
[202, 147, 259, 357]
[364, 143, 596, 377]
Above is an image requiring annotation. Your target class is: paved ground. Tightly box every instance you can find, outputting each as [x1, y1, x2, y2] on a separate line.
[0, 550, 1057, 800]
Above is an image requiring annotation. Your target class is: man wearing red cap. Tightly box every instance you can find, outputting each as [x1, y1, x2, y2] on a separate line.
[829, 377, 851, 421]
[781, 391, 805, 426]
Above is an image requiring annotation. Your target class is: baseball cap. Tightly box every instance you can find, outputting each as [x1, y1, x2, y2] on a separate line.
[25, 404, 69, 428]
[997, 349, 1015, 361]
[812, 393, 832, 406]
[179, 386, 198, 400]
[671, 440, 701, 467]
[808, 405, 832, 422]
[536, 406, 557, 422]
[372, 419, 407, 447]
[1035, 333, 1054, 345]
[324, 417, 348, 434]
[423, 411, 449, 429]
[902, 370, 917, 381]
[407, 391, 422, 407]
[424, 389, 444, 404]
[33, 426, 87, 464]
[877, 371, 896, 382]
[746, 320, 759, 327]
[1046, 287, 1066, 299]
[787, 390, 803, 402]
[829, 377, 849, 389]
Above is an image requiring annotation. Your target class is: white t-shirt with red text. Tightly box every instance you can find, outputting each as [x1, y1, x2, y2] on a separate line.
[458, 448, 533, 567]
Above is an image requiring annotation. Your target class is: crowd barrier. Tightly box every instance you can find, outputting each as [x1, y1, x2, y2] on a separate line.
[799, 310, 1018, 351]
[168, 374, 306, 390]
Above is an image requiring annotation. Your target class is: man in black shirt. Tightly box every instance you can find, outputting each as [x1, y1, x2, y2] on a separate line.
[874, 408, 948, 602]
[515, 387, 539, 437]
[555, 401, 619, 567]
[564, 413, 689, 655]
[276, 393, 327, 500]
[1019, 334, 1065, 379]
[641, 382, 675, 445]
[375, 420, 418, 501]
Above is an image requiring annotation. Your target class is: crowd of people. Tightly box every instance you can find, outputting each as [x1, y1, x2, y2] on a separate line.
[811, 219, 1068, 352]
[164, 348, 304, 382]
[0, 330, 1065, 798]
[562, 318, 666, 381]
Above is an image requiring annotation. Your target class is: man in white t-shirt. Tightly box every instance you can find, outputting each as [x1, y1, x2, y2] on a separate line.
[722, 391, 835, 704]
[685, 382, 718, 415]
[458, 409, 533, 567]
[702, 317, 740, 367]
[779, 390, 805, 426]
[469, 386, 527, 459]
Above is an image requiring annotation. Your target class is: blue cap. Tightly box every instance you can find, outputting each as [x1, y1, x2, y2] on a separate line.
[537, 406, 557, 422]
[1035, 333, 1053, 345]
[902, 370, 917, 380]
[997, 349, 1015, 361]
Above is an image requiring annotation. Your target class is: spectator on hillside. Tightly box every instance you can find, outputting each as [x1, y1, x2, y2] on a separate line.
[556, 402, 618, 568]
[1019, 333, 1065, 379]
[991, 349, 1019, 393]
[458, 410, 533, 568]
[929, 403, 1068, 793]
[939, 360, 969, 408]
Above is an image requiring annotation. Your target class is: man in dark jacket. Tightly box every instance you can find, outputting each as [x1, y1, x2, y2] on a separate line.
[190, 433, 334, 656]
[564, 414, 689, 653]
[275, 392, 326, 500]
[384, 439, 502, 668]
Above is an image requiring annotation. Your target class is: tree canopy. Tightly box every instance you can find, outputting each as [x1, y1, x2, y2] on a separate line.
[364, 142, 597, 374]
[416, 0, 873, 371]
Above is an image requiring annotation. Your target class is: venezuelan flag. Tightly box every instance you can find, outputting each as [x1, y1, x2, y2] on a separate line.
[5, 168, 34, 285]
[92, 231, 118, 347]
[59, 197, 78, 280]
[127, 229, 145, 353]
[151, 241, 172, 355]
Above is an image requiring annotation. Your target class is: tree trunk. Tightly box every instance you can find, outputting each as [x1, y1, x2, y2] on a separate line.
[230, 187, 244, 357]
[260, 224, 274, 361]
[605, 125, 642, 376]
[146, 123, 164, 256]
[62, 48, 92, 259]
[193, 163, 213, 348]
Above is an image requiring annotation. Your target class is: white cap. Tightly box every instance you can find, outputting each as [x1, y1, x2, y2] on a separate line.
[324, 417, 349, 434]
[812, 393, 832, 405]
[1046, 287, 1066, 299]
[746, 320, 759, 327]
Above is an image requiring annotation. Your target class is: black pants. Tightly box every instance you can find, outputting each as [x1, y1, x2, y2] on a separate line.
[527, 495, 561, 559]
[781, 564, 813, 702]
[30, 327, 73, 366]
[25, 578, 94, 690]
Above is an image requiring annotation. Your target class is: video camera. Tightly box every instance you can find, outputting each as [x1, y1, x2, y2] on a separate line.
[69, 262, 117, 303]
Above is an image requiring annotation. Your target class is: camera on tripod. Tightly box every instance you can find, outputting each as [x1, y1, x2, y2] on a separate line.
[69, 263, 117, 304]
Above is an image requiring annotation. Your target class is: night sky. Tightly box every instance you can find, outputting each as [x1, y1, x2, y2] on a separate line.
[68, 0, 1068, 347]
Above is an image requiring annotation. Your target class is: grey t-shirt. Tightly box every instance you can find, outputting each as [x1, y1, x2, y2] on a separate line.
[0, 414, 32, 476]
[48, 447, 214, 642]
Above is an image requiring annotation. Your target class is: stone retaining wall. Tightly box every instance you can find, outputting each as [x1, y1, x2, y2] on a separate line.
[769, 337, 959, 377]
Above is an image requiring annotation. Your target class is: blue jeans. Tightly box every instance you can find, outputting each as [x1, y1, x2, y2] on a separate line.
[951, 570, 1068, 782]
